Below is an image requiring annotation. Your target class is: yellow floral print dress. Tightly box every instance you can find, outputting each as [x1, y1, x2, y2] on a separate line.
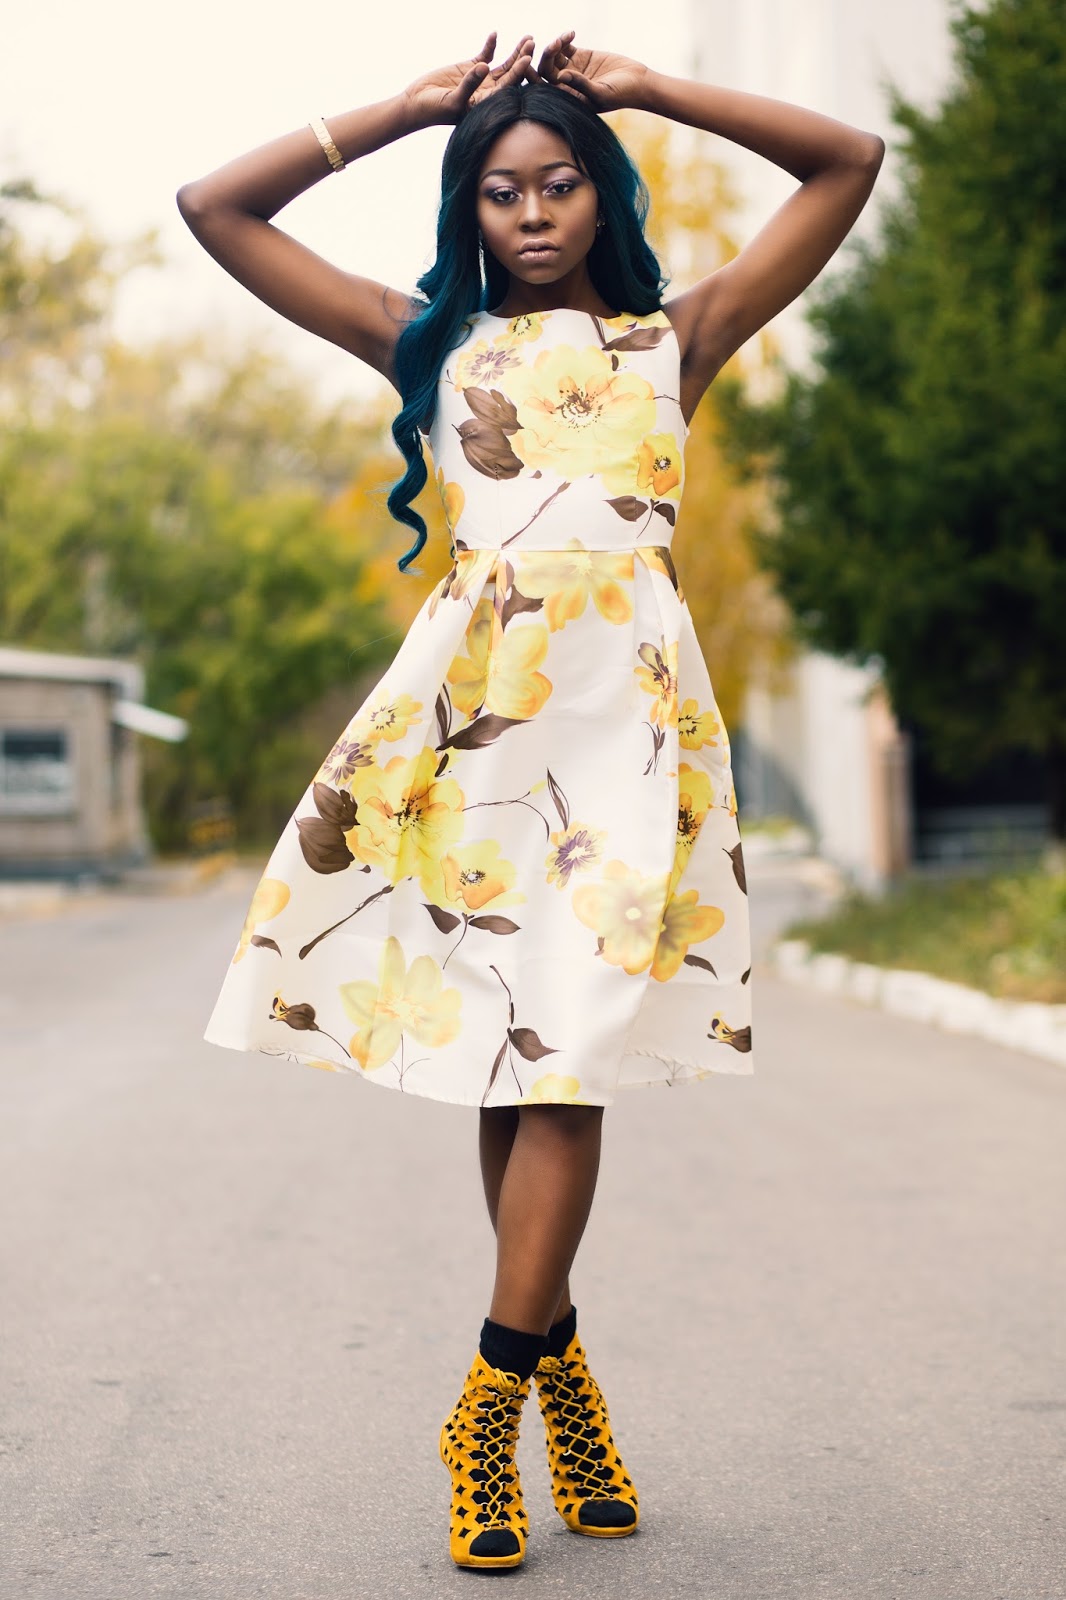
[203, 307, 753, 1105]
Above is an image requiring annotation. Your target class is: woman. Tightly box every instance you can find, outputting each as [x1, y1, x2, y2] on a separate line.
[178, 31, 883, 1572]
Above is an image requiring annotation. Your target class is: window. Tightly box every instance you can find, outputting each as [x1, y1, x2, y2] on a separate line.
[0, 727, 74, 815]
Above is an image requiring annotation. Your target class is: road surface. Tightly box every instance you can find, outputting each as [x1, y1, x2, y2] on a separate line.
[1, 860, 1063, 1599]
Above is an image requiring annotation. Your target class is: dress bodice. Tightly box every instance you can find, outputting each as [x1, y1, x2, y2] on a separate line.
[426, 307, 688, 553]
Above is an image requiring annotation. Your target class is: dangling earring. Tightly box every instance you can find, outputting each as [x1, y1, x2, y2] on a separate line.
[596, 214, 605, 231]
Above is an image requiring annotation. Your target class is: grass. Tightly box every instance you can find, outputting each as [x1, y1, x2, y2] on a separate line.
[788, 866, 1066, 1004]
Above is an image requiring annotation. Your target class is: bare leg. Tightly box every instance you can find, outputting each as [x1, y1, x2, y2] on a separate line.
[482, 1104, 604, 1334]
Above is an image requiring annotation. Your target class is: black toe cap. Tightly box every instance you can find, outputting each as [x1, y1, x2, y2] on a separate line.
[579, 1499, 636, 1529]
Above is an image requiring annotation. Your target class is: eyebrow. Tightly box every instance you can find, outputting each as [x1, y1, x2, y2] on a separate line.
[479, 162, 580, 181]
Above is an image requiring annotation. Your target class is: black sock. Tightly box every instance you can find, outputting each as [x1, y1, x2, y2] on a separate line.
[479, 1317, 548, 1381]
[544, 1303, 577, 1358]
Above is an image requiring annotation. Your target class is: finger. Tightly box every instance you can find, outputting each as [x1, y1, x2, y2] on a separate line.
[475, 31, 497, 64]
[456, 59, 492, 104]
[535, 32, 567, 77]
[492, 33, 534, 76]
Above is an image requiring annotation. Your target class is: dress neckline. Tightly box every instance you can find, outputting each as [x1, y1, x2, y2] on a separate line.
[478, 306, 635, 323]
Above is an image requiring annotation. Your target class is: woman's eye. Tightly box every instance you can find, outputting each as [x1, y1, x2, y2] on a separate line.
[486, 181, 576, 203]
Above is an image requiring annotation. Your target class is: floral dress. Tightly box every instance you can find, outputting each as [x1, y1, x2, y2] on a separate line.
[203, 306, 753, 1106]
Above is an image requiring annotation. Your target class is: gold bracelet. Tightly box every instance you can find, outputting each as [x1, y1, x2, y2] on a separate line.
[309, 115, 345, 173]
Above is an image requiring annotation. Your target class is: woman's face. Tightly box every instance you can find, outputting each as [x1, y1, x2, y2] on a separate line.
[476, 120, 599, 289]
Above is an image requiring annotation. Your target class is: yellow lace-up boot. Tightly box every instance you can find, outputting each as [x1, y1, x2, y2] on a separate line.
[440, 1353, 531, 1569]
[534, 1327, 640, 1537]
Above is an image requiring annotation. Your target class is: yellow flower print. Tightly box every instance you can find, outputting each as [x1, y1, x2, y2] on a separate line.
[453, 338, 523, 392]
[545, 821, 606, 889]
[672, 763, 714, 893]
[517, 543, 634, 632]
[339, 934, 461, 1071]
[601, 309, 671, 334]
[507, 343, 657, 480]
[435, 466, 465, 533]
[347, 746, 465, 890]
[493, 311, 549, 347]
[678, 697, 720, 750]
[446, 597, 552, 721]
[634, 637, 679, 729]
[572, 859, 671, 975]
[362, 692, 423, 745]
[519, 1072, 586, 1105]
[651, 890, 725, 982]
[424, 837, 525, 913]
[636, 432, 683, 499]
[231, 874, 289, 963]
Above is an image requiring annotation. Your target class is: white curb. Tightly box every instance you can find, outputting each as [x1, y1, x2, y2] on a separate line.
[771, 939, 1066, 1068]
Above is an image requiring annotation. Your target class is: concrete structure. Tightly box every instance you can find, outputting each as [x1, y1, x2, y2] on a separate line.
[0, 646, 187, 881]
[686, 1, 957, 886]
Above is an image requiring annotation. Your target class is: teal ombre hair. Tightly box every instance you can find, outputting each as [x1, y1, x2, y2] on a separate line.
[389, 82, 669, 573]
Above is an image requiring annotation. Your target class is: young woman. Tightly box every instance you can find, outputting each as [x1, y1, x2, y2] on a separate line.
[179, 31, 883, 1572]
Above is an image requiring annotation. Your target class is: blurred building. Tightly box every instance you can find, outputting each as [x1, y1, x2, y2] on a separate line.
[687, 1, 1048, 885]
[0, 646, 187, 881]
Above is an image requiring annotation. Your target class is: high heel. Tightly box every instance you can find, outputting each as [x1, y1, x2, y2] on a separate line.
[440, 1352, 530, 1569]
[534, 1329, 639, 1537]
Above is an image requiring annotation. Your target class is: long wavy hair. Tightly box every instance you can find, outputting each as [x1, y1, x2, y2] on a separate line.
[388, 82, 669, 572]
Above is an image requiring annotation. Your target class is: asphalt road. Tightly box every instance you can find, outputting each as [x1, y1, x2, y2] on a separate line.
[1, 860, 1064, 1600]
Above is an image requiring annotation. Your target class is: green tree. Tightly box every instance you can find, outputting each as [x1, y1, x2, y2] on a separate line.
[0, 181, 395, 850]
[720, 0, 1066, 832]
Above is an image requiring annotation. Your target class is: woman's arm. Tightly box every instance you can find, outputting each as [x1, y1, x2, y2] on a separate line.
[175, 33, 534, 392]
[636, 72, 885, 406]
[530, 37, 885, 418]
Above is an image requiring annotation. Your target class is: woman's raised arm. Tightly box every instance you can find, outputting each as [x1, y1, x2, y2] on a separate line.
[175, 32, 533, 391]
[529, 35, 885, 419]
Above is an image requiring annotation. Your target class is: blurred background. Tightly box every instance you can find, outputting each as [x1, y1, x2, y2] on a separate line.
[2, 0, 1063, 1000]
[3, 6, 1066, 1599]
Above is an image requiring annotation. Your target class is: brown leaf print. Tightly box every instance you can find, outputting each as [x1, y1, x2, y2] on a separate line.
[424, 903, 462, 934]
[683, 952, 718, 975]
[653, 501, 676, 526]
[726, 842, 747, 895]
[546, 768, 569, 831]
[607, 495, 648, 522]
[456, 386, 523, 480]
[601, 325, 669, 352]
[482, 1037, 509, 1103]
[508, 1026, 559, 1062]
[464, 386, 520, 432]
[439, 713, 525, 752]
[296, 782, 359, 874]
[500, 585, 544, 630]
[434, 689, 450, 745]
[468, 914, 520, 934]
[249, 934, 282, 955]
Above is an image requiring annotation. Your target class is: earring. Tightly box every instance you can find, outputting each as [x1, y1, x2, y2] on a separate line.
[596, 215, 605, 230]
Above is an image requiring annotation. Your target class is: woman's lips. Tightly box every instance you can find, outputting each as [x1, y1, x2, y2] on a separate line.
[518, 244, 559, 263]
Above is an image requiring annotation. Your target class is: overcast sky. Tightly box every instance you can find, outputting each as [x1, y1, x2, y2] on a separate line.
[3, 0, 702, 408]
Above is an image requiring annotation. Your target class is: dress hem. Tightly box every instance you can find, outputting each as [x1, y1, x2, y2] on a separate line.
[201, 1028, 753, 1107]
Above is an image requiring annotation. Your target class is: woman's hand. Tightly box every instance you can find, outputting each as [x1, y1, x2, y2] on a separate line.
[402, 32, 534, 128]
[524, 31, 651, 113]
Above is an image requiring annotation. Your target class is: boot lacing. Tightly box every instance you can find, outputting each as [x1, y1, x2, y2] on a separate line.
[537, 1354, 619, 1500]
[469, 1374, 525, 1526]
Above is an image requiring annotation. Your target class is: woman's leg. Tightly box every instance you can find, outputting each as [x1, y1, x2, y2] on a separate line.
[479, 1104, 603, 1334]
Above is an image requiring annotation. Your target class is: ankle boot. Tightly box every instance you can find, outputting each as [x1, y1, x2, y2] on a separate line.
[534, 1329, 639, 1537]
[439, 1352, 530, 1569]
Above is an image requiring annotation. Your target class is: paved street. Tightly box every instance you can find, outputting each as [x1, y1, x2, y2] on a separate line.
[1, 861, 1064, 1600]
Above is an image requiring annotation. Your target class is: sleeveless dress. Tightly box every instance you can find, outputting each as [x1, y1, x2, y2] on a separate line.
[202, 306, 753, 1106]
